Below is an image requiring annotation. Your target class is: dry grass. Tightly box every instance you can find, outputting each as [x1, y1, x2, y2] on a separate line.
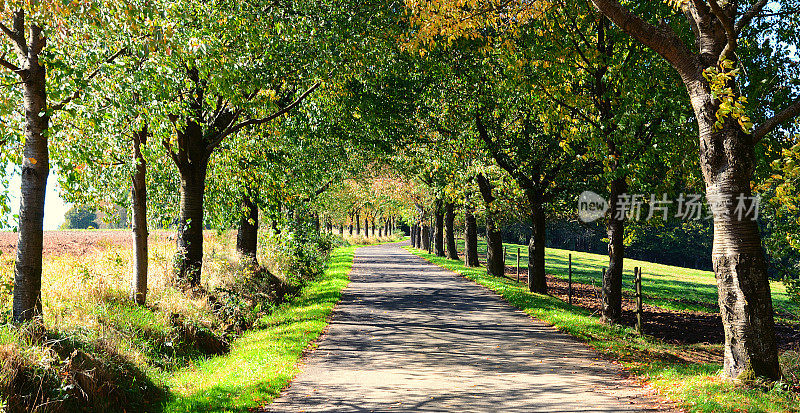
[0, 229, 289, 412]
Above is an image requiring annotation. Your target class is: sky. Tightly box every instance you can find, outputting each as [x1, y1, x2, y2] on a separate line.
[5, 168, 71, 231]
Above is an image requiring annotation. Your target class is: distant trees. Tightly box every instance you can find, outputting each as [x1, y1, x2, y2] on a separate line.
[61, 207, 97, 230]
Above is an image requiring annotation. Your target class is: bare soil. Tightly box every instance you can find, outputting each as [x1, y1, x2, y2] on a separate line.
[0, 230, 173, 258]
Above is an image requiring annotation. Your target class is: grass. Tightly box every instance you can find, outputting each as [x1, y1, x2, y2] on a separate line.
[462, 238, 798, 320]
[0, 229, 357, 412]
[164, 246, 356, 412]
[407, 246, 800, 412]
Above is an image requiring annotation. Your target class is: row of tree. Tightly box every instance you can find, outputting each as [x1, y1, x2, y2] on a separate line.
[374, 0, 799, 383]
[1, 0, 799, 386]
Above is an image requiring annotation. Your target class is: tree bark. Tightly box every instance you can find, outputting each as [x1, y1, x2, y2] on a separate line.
[528, 200, 547, 294]
[485, 218, 504, 277]
[445, 202, 458, 260]
[356, 211, 361, 235]
[464, 194, 479, 267]
[434, 199, 445, 257]
[411, 224, 417, 247]
[603, 177, 627, 323]
[236, 192, 258, 263]
[705, 124, 779, 380]
[13, 26, 49, 322]
[476, 174, 503, 277]
[175, 145, 209, 288]
[421, 225, 431, 251]
[131, 127, 149, 305]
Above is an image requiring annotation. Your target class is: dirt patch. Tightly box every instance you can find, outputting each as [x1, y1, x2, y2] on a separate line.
[0, 230, 173, 258]
[503, 266, 800, 356]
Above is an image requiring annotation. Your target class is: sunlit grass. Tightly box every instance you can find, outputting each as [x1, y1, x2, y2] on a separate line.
[460, 238, 797, 319]
[164, 246, 356, 412]
[409, 246, 799, 413]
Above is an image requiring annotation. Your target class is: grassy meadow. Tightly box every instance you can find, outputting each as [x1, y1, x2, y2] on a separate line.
[463, 238, 798, 321]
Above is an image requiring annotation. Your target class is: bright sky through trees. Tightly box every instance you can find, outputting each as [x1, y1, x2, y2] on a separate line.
[4, 168, 68, 230]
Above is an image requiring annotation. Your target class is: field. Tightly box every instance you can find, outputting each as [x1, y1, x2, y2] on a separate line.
[459, 238, 800, 351]
[0, 230, 175, 258]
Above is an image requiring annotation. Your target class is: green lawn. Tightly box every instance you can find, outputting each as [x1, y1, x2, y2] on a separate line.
[164, 246, 356, 412]
[459, 238, 798, 320]
[407, 246, 800, 413]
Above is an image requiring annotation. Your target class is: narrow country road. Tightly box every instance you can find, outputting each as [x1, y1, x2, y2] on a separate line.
[267, 242, 666, 412]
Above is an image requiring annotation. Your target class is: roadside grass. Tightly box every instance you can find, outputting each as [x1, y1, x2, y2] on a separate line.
[0, 230, 354, 412]
[164, 246, 356, 412]
[460, 238, 797, 320]
[407, 247, 799, 413]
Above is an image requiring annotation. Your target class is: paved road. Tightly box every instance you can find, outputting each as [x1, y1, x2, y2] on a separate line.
[268, 243, 664, 412]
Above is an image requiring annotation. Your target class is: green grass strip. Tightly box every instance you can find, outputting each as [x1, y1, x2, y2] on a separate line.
[164, 246, 356, 413]
[406, 247, 799, 413]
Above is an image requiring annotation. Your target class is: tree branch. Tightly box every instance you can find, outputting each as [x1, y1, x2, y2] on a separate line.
[0, 54, 21, 73]
[161, 138, 184, 174]
[205, 81, 321, 151]
[734, 0, 769, 34]
[753, 98, 800, 142]
[589, 0, 695, 74]
[707, 0, 737, 65]
[51, 47, 127, 111]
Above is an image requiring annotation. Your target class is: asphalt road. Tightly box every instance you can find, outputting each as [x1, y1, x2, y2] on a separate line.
[267, 242, 666, 412]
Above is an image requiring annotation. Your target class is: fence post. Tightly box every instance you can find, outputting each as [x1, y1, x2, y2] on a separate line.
[568, 253, 573, 305]
[635, 267, 643, 334]
[516, 247, 521, 283]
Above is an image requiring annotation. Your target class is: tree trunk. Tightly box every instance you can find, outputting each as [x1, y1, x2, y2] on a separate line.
[528, 200, 547, 294]
[421, 225, 431, 251]
[339, 223, 344, 235]
[176, 157, 208, 288]
[445, 202, 458, 260]
[464, 196, 479, 267]
[236, 192, 258, 263]
[411, 224, 417, 247]
[485, 217, 504, 277]
[702, 123, 780, 380]
[356, 212, 361, 235]
[588, 0, 781, 381]
[602, 177, 627, 323]
[476, 174, 503, 276]
[131, 128, 149, 306]
[371, 218, 375, 237]
[13, 48, 49, 323]
[434, 199, 445, 257]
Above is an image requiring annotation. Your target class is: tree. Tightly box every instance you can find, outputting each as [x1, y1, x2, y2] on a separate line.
[589, 0, 800, 380]
[61, 206, 97, 230]
[0, 2, 135, 322]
